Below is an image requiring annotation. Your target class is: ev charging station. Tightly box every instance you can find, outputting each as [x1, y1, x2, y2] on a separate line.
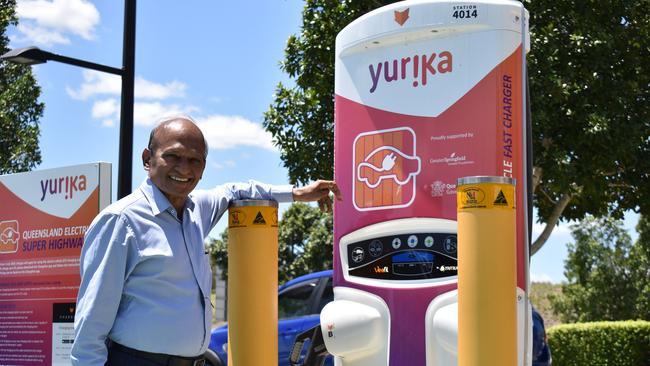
[319, 1, 531, 365]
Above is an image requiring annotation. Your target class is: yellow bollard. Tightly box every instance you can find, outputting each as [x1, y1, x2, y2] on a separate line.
[227, 200, 279, 366]
[457, 176, 517, 366]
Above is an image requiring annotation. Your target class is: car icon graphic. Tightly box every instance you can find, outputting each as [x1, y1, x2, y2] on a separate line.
[0, 226, 19, 245]
[0, 222, 20, 253]
[357, 146, 421, 188]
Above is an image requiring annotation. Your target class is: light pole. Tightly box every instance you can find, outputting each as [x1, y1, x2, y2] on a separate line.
[1, 0, 136, 199]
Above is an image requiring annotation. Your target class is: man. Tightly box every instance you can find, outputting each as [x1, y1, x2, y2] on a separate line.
[71, 116, 341, 366]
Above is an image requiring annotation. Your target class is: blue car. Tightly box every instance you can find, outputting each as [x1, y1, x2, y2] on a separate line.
[207, 270, 334, 366]
[206, 270, 551, 366]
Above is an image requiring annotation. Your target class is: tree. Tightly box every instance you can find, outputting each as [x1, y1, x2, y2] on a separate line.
[525, 0, 650, 254]
[207, 203, 333, 282]
[631, 215, 650, 320]
[277, 203, 333, 282]
[264, 0, 650, 255]
[206, 228, 229, 279]
[263, 0, 394, 185]
[0, 0, 44, 174]
[551, 215, 650, 322]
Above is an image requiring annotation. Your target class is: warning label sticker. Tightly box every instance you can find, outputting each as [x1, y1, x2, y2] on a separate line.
[458, 183, 515, 210]
[253, 212, 266, 225]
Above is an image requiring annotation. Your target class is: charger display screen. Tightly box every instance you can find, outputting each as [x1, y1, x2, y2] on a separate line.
[346, 233, 457, 280]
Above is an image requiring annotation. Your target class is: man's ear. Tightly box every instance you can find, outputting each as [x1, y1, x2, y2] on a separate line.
[142, 148, 151, 171]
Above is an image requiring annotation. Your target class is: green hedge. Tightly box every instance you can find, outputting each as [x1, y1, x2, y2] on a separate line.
[547, 320, 650, 366]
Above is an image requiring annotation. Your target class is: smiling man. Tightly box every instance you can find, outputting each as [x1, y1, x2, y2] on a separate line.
[71, 116, 341, 366]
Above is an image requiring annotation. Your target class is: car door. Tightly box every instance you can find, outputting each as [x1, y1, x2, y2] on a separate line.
[313, 277, 334, 366]
[277, 278, 320, 365]
[283, 275, 335, 366]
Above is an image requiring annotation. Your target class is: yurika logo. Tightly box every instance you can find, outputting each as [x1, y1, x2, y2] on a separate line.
[40, 175, 87, 201]
[368, 51, 453, 93]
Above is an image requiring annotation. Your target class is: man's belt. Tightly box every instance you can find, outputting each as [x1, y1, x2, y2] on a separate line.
[108, 340, 206, 366]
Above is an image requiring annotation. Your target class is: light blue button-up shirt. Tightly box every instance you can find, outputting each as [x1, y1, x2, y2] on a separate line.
[71, 179, 293, 366]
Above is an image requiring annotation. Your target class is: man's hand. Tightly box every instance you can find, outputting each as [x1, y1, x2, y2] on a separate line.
[292, 180, 342, 212]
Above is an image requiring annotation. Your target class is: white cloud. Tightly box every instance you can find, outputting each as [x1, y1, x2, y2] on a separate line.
[89, 100, 199, 127]
[90, 98, 119, 128]
[134, 102, 199, 126]
[67, 71, 120, 100]
[16, 0, 99, 45]
[136, 78, 187, 99]
[67, 71, 187, 100]
[530, 272, 555, 283]
[68, 72, 267, 147]
[197, 115, 277, 152]
[91, 98, 119, 119]
[16, 23, 70, 45]
[86, 107, 276, 152]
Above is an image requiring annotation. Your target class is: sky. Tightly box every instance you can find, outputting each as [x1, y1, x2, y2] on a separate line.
[6, 0, 641, 284]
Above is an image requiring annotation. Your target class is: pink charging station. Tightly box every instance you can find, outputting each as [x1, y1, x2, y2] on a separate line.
[319, 1, 531, 365]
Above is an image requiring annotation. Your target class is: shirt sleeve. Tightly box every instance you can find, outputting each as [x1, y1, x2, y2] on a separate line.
[220, 180, 294, 203]
[71, 213, 137, 366]
[195, 180, 294, 233]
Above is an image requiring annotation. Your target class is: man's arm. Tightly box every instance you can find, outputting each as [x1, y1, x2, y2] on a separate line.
[71, 214, 134, 366]
[197, 179, 341, 232]
[292, 180, 342, 212]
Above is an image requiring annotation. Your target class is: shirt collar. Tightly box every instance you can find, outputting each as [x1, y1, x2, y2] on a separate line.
[139, 179, 195, 216]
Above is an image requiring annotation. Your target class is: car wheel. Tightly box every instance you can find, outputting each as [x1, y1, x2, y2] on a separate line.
[203, 348, 224, 366]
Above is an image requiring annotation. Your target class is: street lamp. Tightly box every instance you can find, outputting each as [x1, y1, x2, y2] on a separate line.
[1, 0, 136, 199]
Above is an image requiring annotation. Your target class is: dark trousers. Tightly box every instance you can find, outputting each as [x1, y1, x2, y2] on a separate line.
[105, 341, 205, 366]
[106, 345, 165, 366]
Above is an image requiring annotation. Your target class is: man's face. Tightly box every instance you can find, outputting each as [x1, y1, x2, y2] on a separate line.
[143, 120, 207, 206]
